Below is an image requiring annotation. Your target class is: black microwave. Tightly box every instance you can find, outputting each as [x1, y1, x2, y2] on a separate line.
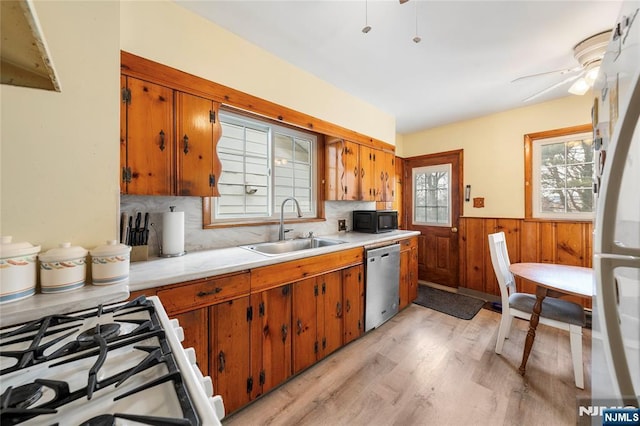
[352, 210, 398, 233]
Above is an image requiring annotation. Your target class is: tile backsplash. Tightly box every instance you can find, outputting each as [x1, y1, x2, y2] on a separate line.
[120, 196, 376, 256]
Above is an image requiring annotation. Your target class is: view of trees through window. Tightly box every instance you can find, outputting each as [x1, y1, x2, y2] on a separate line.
[413, 165, 450, 225]
[538, 136, 594, 215]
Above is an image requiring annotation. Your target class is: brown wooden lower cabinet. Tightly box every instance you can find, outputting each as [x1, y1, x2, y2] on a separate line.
[250, 284, 292, 398]
[127, 237, 418, 415]
[292, 270, 343, 374]
[343, 264, 364, 344]
[399, 237, 419, 309]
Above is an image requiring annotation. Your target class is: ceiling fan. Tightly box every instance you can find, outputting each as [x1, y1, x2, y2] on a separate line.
[514, 30, 612, 102]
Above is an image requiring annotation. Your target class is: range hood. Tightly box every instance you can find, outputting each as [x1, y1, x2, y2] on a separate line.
[1, 0, 60, 91]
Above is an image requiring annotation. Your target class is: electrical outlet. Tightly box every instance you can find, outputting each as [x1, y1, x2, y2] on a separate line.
[338, 219, 347, 232]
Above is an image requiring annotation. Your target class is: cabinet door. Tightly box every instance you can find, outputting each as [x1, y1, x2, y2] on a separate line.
[325, 141, 340, 200]
[408, 245, 419, 302]
[177, 92, 216, 196]
[343, 264, 364, 344]
[399, 249, 410, 309]
[319, 271, 343, 358]
[341, 140, 360, 201]
[377, 151, 395, 202]
[211, 297, 251, 415]
[292, 277, 317, 374]
[173, 308, 209, 377]
[256, 285, 292, 395]
[124, 77, 173, 195]
[359, 145, 376, 201]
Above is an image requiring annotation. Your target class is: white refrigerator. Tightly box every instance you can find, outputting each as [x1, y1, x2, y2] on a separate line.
[592, 0, 640, 412]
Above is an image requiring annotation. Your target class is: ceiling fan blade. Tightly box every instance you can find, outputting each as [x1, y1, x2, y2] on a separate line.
[523, 72, 584, 102]
[399, 0, 410, 3]
[511, 66, 581, 83]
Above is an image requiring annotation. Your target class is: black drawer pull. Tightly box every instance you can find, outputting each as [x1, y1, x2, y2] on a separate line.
[218, 351, 226, 373]
[197, 287, 222, 297]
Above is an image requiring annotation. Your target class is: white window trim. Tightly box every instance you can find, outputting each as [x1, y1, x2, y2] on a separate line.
[213, 111, 318, 224]
[531, 131, 594, 220]
[412, 163, 452, 227]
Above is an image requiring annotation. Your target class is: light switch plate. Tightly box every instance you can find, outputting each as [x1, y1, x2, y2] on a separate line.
[338, 219, 347, 231]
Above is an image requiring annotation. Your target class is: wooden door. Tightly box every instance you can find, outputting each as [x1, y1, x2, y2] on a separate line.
[404, 150, 463, 287]
[292, 277, 317, 374]
[177, 92, 215, 196]
[173, 308, 208, 377]
[125, 77, 173, 195]
[211, 297, 251, 414]
[257, 285, 292, 395]
[359, 145, 376, 201]
[319, 271, 343, 358]
[399, 248, 410, 309]
[343, 264, 364, 344]
[376, 150, 395, 202]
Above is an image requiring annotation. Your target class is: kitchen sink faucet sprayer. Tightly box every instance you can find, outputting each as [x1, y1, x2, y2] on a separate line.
[279, 197, 303, 240]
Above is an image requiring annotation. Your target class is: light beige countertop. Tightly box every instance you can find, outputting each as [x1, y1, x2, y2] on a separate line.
[0, 231, 418, 328]
[128, 230, 419, 291]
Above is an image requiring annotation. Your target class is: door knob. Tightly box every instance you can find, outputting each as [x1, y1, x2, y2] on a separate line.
[451, 227, 458, 233]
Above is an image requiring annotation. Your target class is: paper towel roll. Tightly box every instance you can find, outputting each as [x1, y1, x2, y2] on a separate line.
[162, 210, 185, 256]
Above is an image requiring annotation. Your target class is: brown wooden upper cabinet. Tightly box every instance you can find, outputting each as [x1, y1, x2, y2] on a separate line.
[120, 76, 222, 196]
[120, 76, 173, 195]
[326, 138, 395, 202]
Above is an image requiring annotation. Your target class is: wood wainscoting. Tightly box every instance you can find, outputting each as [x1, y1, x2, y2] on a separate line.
[459, 217, 593, 309]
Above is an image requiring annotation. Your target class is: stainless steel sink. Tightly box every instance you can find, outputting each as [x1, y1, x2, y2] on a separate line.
[240, 237, 346, 256]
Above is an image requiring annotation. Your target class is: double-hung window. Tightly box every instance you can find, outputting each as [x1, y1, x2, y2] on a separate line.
[213, 111, 317, 223]
[527, 126, 594, 220]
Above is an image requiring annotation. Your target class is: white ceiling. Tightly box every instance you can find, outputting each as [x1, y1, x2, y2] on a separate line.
[174, 0, 622, 134]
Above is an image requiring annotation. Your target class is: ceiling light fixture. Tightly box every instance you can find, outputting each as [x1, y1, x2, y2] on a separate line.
[412, 1, 421, 43]
[362, 0, 371, 34]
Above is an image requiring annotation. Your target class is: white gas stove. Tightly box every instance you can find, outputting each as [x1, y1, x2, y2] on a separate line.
[0, 295, 224, 425]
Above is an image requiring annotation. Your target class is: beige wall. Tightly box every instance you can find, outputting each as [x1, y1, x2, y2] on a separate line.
[398, 95, 594, 218]
[1, 1, 120, 251]
[119, 0, 396, 145]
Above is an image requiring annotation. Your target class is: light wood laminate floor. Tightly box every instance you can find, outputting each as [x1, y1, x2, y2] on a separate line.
[223, 303, 591, 426]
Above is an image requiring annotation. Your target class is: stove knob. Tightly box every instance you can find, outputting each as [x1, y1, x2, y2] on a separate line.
[210, 395, 225, 420]
[184, 347, 197, 365]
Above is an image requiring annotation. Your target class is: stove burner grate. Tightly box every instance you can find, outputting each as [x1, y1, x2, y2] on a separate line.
[1, 383, 43, 409]
[77, 323, 121, 344]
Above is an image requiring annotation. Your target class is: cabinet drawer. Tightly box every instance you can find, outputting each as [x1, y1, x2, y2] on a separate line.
[399, 237, 417, 251]
[157, 272, 250, 315]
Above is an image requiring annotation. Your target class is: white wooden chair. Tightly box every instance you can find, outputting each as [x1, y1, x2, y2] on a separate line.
[487, 231, 586, 389]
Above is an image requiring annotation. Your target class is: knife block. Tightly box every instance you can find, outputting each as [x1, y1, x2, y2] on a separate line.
[130, 245, 148, 262]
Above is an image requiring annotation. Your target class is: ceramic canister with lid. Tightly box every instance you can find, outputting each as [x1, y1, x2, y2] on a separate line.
[90, 240, 131, 285]
[0, 236, 41, 304]
[39, 242, 88, 293]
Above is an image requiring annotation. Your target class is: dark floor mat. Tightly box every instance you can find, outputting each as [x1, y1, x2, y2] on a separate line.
[413, 285, 485, 320]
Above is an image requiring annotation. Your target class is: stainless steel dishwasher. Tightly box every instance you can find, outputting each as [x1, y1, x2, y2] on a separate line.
[365, 243, 400, 331]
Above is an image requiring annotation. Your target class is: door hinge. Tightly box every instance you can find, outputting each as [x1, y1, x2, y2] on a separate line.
[322, 282, 326, 294]
[122, 167, 132, 183]
[121, 87, 131, 104]
[259, 370, 265, 386]
[322, 337, 326, 349]
[210, 110, 216, 123]
[259, 302, 265, 317]
[314, 341, 318, 354]
[247, 306, 253, 322]
[358, 319, 362, 330]
[358, 272, 361, 282]
[314, 284, 318, 296]
[282, 285, 290, 296]
[247, 377, 253, 393]
[209, 174, 216, 187]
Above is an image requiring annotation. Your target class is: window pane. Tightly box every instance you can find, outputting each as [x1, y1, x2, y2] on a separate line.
[535, 134, 594, 218]
[294, 139, 311, 163]
[412, 165, 451, 226]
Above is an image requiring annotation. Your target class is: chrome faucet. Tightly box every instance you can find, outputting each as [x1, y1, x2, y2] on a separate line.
[279, 197, 303, 240]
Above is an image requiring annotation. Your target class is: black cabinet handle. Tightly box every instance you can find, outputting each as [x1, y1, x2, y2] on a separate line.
[183, 134, 190, 154]
[336, 301, 342, 318]
[197, 287, 222, 297]
[297, 319, 303, 335]
[218, 350, 225, 373]
[281, 324, 288, 343]
[159, 130, 165, 151]
[346, 299, 351, 313]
